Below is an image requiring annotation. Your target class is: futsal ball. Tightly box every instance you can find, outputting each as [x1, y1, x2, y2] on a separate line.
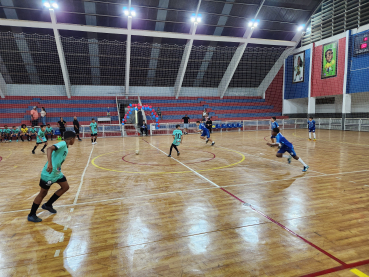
[135, 150, 139, 155]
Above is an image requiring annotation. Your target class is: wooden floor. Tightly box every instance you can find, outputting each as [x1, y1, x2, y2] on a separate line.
[0, 129, 369, 277]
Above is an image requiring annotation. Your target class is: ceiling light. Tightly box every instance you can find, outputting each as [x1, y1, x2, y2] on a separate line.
[297, 24, 305, 31]
[131, 9, 136, 17]
[43, 1, 51, 8]
[123, 7, 129, 16]
[51, 2, 58, 8]
[191, 13, 196, 22]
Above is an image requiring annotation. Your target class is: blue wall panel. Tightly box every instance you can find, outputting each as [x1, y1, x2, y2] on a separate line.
[284, 48, 310, 99]
[347, 30, 369, 94]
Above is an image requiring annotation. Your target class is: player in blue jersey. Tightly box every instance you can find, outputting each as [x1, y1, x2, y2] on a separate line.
[196, 121, 215, 146]
[267, 128, 309, 172]
[270, 117, 279, 144]
[27, 131, 76, 222]
[308, 117, 316, 141]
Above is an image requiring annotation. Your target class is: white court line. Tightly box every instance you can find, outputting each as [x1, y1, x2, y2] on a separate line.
[217, 145, 327, 176]
[54, 250, 60, 257]
[146, 140, 220, 188]
[2, 168, 369, 215]
[72, 145, 95, 205]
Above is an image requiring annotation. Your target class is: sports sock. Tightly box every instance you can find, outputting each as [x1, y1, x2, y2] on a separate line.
[94, 137, 97, 142]
[45, 193, 60, 206]
[20, 136, 24, 141]
[91, 138, 93, 143]
[33, 145, 37, 151]
[309, 133, 311, 139]
[173, 145, 179, 153]
[169, 145, 173, 155]
[282, 154, 291, 159]
[29, 202, 40, 216]
[77, 135, 80, 139]
[313, 133, 316, 139]
[41, 144, 47, 151]
[298, 158, 307, 167]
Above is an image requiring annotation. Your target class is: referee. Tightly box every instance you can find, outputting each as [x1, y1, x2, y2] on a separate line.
[73, 116, 82, 141]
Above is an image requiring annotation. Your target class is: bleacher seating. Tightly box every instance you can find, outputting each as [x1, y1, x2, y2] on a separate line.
[141, 96, 287, 123]
[0, 96, 118, 127]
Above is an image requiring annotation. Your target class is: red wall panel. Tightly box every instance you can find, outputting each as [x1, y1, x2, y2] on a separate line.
[311, 37, 346, 97]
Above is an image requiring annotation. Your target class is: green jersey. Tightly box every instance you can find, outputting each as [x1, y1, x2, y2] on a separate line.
[172, 129, 183, 146]
[41, 141, 68, 183]
[46, 127, 53, 133]
[12, 129, 19, 134]
[3, 128, 11, 134]
[29, 128, 37, 134]
[37, 129, 46, 143]
[90, 122, 97, 134]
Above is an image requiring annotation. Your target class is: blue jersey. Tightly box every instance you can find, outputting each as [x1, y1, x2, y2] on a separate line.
[308, 120, 315, 129]
[199, 123, 207, 131]
[276, 133, 293, 149]
[271, 121, 279, 129]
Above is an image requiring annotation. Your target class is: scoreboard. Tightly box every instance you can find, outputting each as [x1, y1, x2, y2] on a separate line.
[354, 31, 369, 56]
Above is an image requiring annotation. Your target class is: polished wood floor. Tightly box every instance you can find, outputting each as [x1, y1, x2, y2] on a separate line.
[0, 129, 368, 277]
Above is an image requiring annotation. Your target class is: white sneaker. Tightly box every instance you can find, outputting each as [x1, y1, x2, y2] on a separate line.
[92, 142, 95, 145]
[94, 142, 97, 144]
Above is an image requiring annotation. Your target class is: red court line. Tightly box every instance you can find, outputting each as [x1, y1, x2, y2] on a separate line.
[0, 156, 2, 162]
[219, 187, 346, 266]
[300, 258, 369, 276]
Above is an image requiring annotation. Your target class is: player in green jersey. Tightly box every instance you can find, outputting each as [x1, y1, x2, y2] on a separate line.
[2, 125, 11, 142]
[45, 124, 54, 140]
[168, 125, 183, 157]
[32, 125, 48, 154]
[10, 126, 20, 142]
[90, 118, 98, 144]
[27, 131, 76, 222]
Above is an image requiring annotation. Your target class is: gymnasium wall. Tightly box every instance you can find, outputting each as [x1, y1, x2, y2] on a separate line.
[284, 48, 311, 100]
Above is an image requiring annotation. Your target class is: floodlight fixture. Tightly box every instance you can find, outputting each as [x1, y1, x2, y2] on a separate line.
[51, 2, 58, 8]
[130, 8, 136, 17]
[297, 24, 305, 31]
[196, 14, 202, 22]
[43, 1, 51, 8]
[123, 7, 129, 16]
[248, 19, 259, 28]
[191, 13, 196, 22]
[307, 27, 311, 32]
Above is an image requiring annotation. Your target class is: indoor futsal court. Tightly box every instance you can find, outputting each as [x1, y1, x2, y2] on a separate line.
[1, 0, 369, 276]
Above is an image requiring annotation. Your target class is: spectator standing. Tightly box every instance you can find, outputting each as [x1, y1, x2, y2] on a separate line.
[30, 106, 39, 126]
[206, 117, 213, 133]
[140, 120, 148, 136]
[57, 117, 67, 138]
[182, 114, 190, 135]
[157, 108, 162, 120]
[41, 107, 47, 125]
[73, 116, 82, 141]
[202, 108, 207, 121]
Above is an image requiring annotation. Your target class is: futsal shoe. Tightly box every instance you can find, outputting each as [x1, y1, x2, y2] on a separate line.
[27, 214, 42, 223]
[211, 142, 215, 146]
[42, 204, 57, 214]
[167, 154, 171, 157]
[177, 152, 180, 156]
[288, 156, 292, 164]
[308, 138, 312, 141]
[302, 166, 309, 172]
[41, 149, 45, 153]
[313, 139, 316, 141]
[32, 150, 35, 154]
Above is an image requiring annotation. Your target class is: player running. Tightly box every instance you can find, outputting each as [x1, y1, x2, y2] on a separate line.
[267, 128, 309, 172]
[196, 121, 215, 146]
[32, 125, 48, 154]
[308, 117, 316, 141]
[27, 131, 76, 222]
[168, 124, 183, 157]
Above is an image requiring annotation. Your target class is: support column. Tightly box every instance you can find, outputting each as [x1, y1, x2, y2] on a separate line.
[174, 23, 197, 99]
[342, 30, 351, 129]
[0, 72, 6, 98]
[125, 16, 132, 95]
[49, 9, 71, 98]
[308, 43, 315, 115]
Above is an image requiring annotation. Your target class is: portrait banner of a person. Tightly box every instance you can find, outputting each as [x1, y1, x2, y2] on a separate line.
[321, 41, 338, 79]
[293, 52, 305, 83]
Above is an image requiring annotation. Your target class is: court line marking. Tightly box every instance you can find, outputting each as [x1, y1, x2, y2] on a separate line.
[300, 259, 369, 277]
[143, 139, 346, 266]
[217, 145, 327, 176]
[72, 145, 95, 205]
[91, 148, 245, 174]
[143, 139, 220, 188]
[351, 268, 369, 277]
[1, 168, 369, 215]
[54, 250, 60, 257]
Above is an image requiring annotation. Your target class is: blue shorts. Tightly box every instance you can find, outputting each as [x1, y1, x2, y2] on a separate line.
[201, 130, 210, 138]
[278, 145, 297, 157]
[309, 128, 315, 133]
[184, 123, 189, 129]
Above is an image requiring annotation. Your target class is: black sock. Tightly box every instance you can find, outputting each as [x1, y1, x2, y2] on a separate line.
[169, 145, 173, 155]
[77, 135, 80, 139]
[173, 145, 179, 153]
[91, 138, 93, 142]
[94, 137, 97, 142]
[20, 136, 24, 141]
[45, 193, 60, 206]
[33, 146, 37, 151]
[41, 144, 47, 150]
[29, 202, 40, 216]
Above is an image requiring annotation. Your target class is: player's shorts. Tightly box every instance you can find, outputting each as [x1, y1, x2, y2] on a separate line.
[278, 145, 297, 157]
[36, 139, 47, 144]
[91, 133, 97, 137]
[309, 128, 315, 133]
[183, 123, 189, 129]
[201, 129, 210, 138]
[39, 175, 67, 190]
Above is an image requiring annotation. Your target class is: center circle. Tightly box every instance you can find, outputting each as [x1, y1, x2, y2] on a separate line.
[122, 150, 215, 166]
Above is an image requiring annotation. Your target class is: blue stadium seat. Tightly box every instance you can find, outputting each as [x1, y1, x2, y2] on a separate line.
[221, 123, 227, 128]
